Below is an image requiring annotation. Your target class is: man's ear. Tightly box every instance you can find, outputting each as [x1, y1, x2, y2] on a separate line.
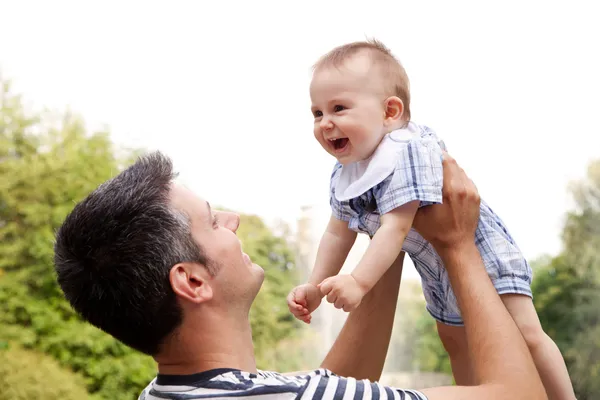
[383, 96, 404, 126]
[169, 263, 213, 304]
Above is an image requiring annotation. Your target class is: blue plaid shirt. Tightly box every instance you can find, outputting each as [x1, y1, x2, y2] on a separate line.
[330, 125, 445, 237]
[329, 124, 531, 325]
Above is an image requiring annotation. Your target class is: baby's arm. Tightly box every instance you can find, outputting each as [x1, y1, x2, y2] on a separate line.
[287, 215, 357, 322]
[309, 215, 357, 286]
[319, 135, 443, 311]
[351, 200, 419, 292]
[319, 200, 419, 312]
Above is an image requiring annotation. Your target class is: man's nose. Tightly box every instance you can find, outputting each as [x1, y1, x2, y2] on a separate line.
[219, 211, 240, 233]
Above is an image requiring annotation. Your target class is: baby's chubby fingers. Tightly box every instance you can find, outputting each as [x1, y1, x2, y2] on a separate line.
[287, 288, 307, 314]
[317, 276, 336, 296]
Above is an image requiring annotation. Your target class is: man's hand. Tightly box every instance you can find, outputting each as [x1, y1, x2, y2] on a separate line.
[413, 152, 480, 257]
[318, 274, 366, 312]
[415, 153, 548, 400]
[287, 283, 322, 324]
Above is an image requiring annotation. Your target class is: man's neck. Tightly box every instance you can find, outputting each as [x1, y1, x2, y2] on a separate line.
[155, 308, 257, 376]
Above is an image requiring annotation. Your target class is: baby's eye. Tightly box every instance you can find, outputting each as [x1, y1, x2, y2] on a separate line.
[334, 105, 345, 112]
[313, 110, 323, 118]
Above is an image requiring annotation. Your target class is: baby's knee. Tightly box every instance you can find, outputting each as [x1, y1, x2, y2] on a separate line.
[517, 319, 550, 352]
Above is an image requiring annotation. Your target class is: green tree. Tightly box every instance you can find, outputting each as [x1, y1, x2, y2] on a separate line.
[0, 343, 91, 400]
[566, 324, 600, 400]
[532, 160, 600, 400]
[563, 160, 600, 274]
[531, 255, 597, 352]
[0, 79, 156, 399]
[0, 79, 300, 398]
[412, 310, 452, 375]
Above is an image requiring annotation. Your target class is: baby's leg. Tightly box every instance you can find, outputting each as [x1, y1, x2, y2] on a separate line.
[436, 322, 474, 385]
[502, 294, 576, 400]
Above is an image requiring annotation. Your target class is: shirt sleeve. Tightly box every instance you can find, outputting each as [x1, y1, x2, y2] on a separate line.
[373, 137, 444, 216]
[329, 163, 352, 221]
[298, 369, 429, 400]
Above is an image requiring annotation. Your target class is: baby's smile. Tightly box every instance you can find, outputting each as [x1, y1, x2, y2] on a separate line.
[330, 137, 349, 153]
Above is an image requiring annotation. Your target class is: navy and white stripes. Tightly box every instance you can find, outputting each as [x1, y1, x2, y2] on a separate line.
[139, 368, 428, 400]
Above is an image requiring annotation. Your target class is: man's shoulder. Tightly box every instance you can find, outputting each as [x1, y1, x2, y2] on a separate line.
[277, 368, 335, 378]
[279, 369, 430, 400]
[138, 369, 429, 400]
[137, 377, 155, 400]
[138, 368, 311, 399]
[257, 368, 313, 382]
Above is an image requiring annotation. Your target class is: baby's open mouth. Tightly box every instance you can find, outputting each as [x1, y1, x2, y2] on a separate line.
[331, 138, 349, 151]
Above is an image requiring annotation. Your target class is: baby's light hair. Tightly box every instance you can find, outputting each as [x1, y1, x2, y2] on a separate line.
[313, 39, 411, 120]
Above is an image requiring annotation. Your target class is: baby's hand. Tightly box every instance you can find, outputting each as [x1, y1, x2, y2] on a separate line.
[287, 283, 322, 324]
[318, 274, 367, 312]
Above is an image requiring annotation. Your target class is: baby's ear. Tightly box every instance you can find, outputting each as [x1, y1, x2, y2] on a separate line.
[384, 96, 404, 123]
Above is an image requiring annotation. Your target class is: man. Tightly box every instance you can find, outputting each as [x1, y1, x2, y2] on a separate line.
[54, 151, 547, 399]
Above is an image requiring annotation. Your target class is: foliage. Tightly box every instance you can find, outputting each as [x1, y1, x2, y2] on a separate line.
[385, 280, 451, 376]
[0, 79, 156, 399]
[531, 255, 598, 352]
[566, 324, 600, 400]
[532, 160, 600, 400]
[0, 79, 299, 398]
[0, 343, 90, 400]
[412, 310, 452, 375]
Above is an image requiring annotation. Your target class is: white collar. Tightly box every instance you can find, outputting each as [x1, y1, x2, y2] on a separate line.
[334, 122, 422, 201]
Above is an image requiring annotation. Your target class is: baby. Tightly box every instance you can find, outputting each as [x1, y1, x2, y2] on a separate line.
[287, 39, 575, 399]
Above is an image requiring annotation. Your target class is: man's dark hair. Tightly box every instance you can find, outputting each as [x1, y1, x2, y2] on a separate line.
[54, 151, 206, 355]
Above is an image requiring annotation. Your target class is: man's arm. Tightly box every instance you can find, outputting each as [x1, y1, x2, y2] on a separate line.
[419, 244, 546, 399]
[286, 155, 547, 399]
[414, 155, 547, 400]
[318, 251, 404, 381]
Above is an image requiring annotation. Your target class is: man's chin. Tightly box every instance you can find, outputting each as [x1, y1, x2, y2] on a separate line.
[244, 271, 264, 306]
[251, 264, 265, 292]
[253, 263, 265, 280]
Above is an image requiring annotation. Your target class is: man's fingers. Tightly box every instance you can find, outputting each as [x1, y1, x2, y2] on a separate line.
[441, 152, 459, 201]
[467, 177, 480, 203]
[441, 152, 459, 181]
[451, 159, 479, 204]
[441, 152, 477, 203]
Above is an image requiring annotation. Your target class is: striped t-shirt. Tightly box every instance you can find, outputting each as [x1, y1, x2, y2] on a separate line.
[138, 368, 428, 399]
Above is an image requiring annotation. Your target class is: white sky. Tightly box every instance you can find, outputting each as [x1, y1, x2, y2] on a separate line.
[1, 0, 599, 265]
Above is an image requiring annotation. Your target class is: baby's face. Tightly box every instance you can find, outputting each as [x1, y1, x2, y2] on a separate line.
[310, 54, 388, 165]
